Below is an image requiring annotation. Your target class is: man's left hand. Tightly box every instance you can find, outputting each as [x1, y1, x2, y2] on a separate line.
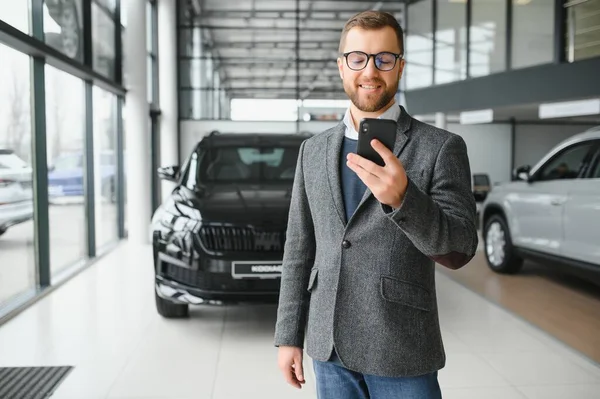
[346, 139, 408, 209]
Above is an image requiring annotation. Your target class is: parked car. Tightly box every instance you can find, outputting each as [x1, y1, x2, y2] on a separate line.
[472, 173, 491, 202]
[48, 150, 116, 202]
[0, 150, 34, 237]
[150, 131, 310, 318]
[480, 126, 600, 286]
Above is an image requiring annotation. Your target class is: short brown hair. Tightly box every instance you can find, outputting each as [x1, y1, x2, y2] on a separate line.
[338, 10, 404, 54]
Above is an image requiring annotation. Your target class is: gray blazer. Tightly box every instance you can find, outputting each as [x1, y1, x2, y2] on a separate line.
[274, 106, 478, 378]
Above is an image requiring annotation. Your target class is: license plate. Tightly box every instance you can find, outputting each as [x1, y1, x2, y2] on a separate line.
[231, 261, 283, 279]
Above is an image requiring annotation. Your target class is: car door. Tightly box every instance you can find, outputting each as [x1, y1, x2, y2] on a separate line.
[509, 141, 596, 257]
[562, 141, 600, 265]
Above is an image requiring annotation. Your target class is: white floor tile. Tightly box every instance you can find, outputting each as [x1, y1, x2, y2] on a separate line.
[442, 386, 527, 399]
[451, 326, 551, 355]
[480, 352, 600, 386]
[438, 353, 510, 388]
[106, 310, 225, 398]
[517, 384, 600, 399]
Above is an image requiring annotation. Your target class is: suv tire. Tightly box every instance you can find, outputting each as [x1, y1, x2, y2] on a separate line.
[484, 214, 523, 274]
[155, 291, 189, 318]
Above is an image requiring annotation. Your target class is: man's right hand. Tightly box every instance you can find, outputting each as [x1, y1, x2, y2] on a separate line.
[277, 346, 305, 389]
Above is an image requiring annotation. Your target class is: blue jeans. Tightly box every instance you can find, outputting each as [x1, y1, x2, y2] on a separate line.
[313, 350, 442, 399]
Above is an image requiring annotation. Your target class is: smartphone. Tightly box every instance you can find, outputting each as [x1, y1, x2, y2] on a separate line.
[357, 118, 397, 166]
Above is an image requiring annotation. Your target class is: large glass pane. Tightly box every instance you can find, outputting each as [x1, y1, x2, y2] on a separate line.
[512, 0, 554, 69]
[146, 1, 153, 52]
[93, 87, 118, 250]
[566, 0, 600, 62]
[406, 0, 433, 89]
[122, 101, 127, 235]
[46, 65, 86, 276]
[435, 0, 467, 84]
[0, 44, 35, 304]
[147, 54, 153, 104]
[93, 3, 116, 79]
[469, 0, 507, 78]
[96, 0, 116, 14]
[44, 0, 84, 61]
[0, 0, 30, 33]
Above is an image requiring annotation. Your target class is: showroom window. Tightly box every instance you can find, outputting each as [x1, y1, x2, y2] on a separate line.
[93, 87, 118, 250]
[566, 0, 600, 62]
[435, 0, 467, 84]
[0, 0, 30, 33]
[45, 64, 87, 277]
[0, 43, 35, 304]
[93, 1, 117, 79]
[511, 0, 555, 69]
[406, 0, 434, 89]
[0, 0, 127, 320]
[147, 0, 159, 105]
[469, 0, 507, 78]
[43, 0, 84, 61]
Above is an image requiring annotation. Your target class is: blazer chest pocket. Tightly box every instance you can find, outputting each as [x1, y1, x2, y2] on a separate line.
[380, 276, 431, 312]
[307, 268, 318, 292]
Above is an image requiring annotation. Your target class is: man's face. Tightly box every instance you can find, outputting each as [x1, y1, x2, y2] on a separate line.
[337, 26, 405, 113]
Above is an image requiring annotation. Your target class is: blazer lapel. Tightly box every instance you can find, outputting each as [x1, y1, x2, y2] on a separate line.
[326, 122, 347, 227]
[355, 106, 413, 210]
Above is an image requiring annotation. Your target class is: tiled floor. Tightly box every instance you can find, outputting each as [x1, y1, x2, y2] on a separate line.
[438, 251, 600, 364]
[0, 242, 599, 399]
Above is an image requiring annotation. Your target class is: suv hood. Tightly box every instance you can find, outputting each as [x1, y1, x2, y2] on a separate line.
[181, 185, 292, 227]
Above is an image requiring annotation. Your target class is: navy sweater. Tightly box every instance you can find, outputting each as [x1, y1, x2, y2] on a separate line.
[340, 137, 367, 222]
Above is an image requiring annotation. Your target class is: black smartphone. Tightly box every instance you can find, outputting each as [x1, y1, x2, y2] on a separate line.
[357, 118, 397, 166]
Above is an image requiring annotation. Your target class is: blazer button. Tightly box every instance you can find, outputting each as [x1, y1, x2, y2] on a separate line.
[342, 240, 351, 249]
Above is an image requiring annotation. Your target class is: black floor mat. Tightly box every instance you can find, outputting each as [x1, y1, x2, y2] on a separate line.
[0, 366, 73, 399]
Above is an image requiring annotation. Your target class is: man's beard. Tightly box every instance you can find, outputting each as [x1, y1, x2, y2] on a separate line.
[344, 79, 398, 112]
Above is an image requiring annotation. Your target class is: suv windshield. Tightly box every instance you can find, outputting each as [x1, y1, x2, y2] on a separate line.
[195, 145, 300, 183]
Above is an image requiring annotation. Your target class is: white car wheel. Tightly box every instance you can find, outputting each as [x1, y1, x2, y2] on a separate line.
[486, 221, 506, 266]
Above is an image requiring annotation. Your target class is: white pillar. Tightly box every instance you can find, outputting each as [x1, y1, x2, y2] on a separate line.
[124, 0, 150, 244]
[158, 0, 179, 203]
[435, 112, 447, 130]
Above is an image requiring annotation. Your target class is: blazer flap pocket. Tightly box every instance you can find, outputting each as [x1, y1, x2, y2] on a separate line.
[307, 268, 318, 292]
[380, 276, 431, 311]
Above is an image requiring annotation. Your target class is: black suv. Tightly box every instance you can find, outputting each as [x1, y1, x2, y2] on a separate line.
[150, 131, 310, 317]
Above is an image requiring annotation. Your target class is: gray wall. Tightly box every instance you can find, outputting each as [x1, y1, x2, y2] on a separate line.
[446, 123, 512, 185]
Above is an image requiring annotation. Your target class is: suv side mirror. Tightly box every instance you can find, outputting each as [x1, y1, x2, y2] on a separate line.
[513, 165, 531, 182]
[157, 165, 180, 182]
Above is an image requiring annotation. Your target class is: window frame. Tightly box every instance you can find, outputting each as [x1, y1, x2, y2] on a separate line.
[531, 140, 598, 182]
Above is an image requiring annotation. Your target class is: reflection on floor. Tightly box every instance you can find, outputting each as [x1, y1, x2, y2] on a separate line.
[437, 252, 600, 365]
[0, 243, 598, 399]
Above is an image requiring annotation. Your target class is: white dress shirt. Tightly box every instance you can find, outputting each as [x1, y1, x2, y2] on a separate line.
[342, 100, 401, 140]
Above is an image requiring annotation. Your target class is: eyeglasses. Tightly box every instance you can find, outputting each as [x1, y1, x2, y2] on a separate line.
[342, 51, 403, 71]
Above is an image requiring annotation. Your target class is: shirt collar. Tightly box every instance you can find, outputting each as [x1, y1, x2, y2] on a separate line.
[343, 101, 401, 140]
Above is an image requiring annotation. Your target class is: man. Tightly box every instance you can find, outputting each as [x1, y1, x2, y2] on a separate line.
[274, 10, 478, 399]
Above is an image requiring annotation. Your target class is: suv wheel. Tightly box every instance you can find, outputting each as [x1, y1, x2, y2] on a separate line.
[0, 227, 6, 237]
[155, 291, 189, 318]
[484, 215, 523, 274]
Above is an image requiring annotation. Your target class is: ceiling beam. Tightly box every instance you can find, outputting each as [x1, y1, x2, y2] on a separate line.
[189, 25, 343, 32]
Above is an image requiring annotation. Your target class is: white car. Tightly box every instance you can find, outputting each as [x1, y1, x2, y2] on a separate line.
[0, 150, 34, 237]
[480, 127, 600, 286]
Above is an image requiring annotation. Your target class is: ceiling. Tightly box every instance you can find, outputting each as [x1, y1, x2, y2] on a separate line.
[180, 0, 406, 100]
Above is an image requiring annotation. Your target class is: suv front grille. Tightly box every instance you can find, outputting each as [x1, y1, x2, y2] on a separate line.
[198, 225, 284, 252]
